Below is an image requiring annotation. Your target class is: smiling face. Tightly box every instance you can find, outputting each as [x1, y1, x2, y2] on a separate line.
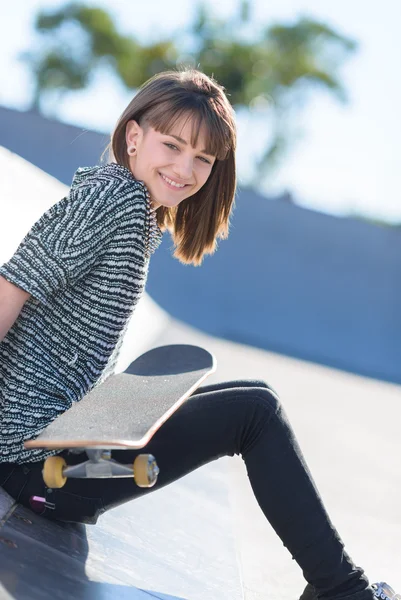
[125, 114, 216, 209]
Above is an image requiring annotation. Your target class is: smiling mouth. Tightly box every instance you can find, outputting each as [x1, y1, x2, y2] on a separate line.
[159, 172, 189, 190]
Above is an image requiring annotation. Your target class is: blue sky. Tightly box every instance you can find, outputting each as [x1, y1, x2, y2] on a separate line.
[1, 0, 400, 223]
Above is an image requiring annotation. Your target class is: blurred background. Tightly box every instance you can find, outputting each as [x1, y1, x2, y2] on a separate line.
[0, 2, 400, 597]
[2, 0, 401, 221]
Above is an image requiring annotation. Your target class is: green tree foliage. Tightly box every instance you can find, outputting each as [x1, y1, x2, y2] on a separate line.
[20, 0, 357, 178]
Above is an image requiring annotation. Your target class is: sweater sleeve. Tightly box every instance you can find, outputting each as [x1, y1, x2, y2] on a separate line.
[0, 175, 148, 305]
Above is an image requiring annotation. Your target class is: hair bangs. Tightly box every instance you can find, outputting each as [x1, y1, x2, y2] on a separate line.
[142, 99, 232, 161]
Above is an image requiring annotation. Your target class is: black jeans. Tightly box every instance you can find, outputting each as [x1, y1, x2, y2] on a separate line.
[0, 379, 373, 599]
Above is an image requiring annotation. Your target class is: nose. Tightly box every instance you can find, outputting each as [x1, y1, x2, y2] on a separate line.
[172, 154, 193, 181]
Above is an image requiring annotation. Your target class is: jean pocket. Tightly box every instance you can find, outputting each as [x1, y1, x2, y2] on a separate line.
[42, 488, 104, 525]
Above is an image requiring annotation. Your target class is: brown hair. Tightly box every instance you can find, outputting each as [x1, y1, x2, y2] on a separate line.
[104, 68, 237, 266]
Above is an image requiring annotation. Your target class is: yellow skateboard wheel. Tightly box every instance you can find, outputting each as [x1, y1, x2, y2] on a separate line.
[133, 454, 159, 488]
[42, 456, 67, 489]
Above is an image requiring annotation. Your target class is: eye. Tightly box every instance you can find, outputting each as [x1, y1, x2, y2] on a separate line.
[164, 141, 212, 165]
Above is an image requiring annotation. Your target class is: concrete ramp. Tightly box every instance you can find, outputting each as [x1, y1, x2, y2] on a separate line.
[153, 321, 401, 598]
[0, 457, 242, 600]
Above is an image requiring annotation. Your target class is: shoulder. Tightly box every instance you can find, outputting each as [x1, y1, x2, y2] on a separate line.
[67, 164, 153, 233]
[72, 164, 147, 198]
[67, 163, 150, 220]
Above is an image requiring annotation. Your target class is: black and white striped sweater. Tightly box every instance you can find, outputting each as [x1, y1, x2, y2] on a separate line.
[0, 163, 163, 463]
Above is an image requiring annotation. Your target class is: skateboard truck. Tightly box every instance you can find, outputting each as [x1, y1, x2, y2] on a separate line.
[42, 450, 159, 490]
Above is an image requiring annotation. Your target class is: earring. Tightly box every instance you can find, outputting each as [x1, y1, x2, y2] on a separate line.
[128, 145, 137, 156]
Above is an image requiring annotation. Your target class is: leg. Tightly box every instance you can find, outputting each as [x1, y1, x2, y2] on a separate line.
[11, 381, 373, 599]
[3, 379, 269, 522]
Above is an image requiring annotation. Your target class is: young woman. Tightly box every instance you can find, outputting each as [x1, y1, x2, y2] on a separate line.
[0, 69, 396, 600]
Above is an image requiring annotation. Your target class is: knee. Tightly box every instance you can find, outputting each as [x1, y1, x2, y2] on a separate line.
[253, 380, 280, 400]
[236, 385, 282, 456]
[248, 382, 281, 416]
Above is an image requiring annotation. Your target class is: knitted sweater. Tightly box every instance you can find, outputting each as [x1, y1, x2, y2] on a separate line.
[0, 163, 163, 463]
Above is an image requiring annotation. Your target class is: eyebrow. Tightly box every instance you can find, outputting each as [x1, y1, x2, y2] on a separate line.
[168, 134, 213, 156]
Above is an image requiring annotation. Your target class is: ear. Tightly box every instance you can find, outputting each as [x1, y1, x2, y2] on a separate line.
[125, 120, 143, 148]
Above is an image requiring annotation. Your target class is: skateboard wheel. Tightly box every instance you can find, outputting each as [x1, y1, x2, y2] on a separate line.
[42, 456, 67, 489]
[133, 454, 159, 488]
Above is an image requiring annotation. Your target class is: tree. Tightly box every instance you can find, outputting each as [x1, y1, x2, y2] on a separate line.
[19, 1, 357, 180]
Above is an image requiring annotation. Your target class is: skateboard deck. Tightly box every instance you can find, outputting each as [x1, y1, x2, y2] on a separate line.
[24, 344, 216, 489]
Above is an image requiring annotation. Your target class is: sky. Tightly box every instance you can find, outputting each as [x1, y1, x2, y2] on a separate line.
[1, 0, 400, 223]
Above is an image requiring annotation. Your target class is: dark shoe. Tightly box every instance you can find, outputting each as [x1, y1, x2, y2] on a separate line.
[299, 581, 401, 600]
[372, 582, 401, 600]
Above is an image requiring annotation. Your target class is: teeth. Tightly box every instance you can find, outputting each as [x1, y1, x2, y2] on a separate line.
[161, 174, 185, 188]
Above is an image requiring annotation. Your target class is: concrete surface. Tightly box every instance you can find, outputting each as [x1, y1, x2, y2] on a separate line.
[0, 458, 242, 600]
[152, 320, 401, 597]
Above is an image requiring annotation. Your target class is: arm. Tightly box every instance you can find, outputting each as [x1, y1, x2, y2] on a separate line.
[0, 275, 30, 342]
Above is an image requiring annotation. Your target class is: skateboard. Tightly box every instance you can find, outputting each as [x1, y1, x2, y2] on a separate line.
[25, 344, 216, 490]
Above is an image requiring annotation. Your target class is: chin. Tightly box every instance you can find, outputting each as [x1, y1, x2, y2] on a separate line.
[163, 199, 185, 208]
